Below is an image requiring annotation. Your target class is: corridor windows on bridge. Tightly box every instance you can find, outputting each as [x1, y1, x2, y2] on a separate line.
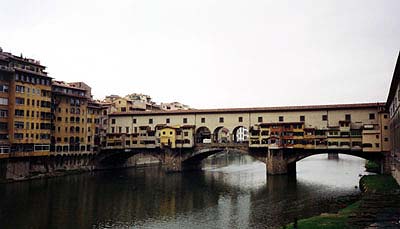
[219, 117, 224, 123]
[369, 113, 376, 120]
[238, 117, 243, 122]
[201, 117, 205, 123]
[300, 115, 305, 122]
[279, 116, 284, 122]
[258, 117, 263, 123]
[322, 115, 328, 121]
[345, 114, 351, 121]
[149, 118, 153, 124]
[183, 118, 187, 124]
[166, 118, 170, 124]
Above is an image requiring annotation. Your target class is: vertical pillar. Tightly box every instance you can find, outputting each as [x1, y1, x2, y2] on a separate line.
[163, 148, 183, 173]
[328, 152, 339, 160]
[267, 149, 296, 175]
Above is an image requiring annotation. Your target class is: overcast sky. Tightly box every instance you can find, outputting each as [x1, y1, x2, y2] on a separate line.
[1, 0, 399, 108]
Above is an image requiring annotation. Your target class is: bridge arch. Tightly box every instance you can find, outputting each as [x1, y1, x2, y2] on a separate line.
[213, 126, 230, 143]
[232, 126, 249, 143]
[182, 147, 265, 168]
[195, 126, 212, 143]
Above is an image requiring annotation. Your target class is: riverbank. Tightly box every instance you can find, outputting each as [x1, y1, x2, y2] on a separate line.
[285, 175, 400, 229]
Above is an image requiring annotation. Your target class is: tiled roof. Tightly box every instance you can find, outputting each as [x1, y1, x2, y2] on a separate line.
[109, 102, 385, 116]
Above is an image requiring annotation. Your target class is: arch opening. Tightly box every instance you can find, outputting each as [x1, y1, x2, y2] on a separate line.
[232, 126, 249, 143]
[196, 127, 212, 143]
[213, 126, 230, 143]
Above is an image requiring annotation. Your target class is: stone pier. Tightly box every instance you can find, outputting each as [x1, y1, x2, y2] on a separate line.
[266, 149, 296, 175]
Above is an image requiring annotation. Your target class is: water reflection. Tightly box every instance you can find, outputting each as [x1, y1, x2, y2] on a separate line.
[0, 153, 369, 229]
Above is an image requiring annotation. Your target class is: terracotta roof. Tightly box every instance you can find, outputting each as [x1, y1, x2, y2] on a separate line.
[52, 81, 87, 91]
[109, 102, 385, 117]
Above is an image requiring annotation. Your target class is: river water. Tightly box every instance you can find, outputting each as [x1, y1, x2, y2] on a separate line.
[0, 153, 370, 229]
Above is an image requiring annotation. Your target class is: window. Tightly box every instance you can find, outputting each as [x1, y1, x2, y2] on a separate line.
[201, 117, 205, 123]
[0, 122, 7, 130]
[238, 117, 243, 122]
[0, 85, 8, 92]
[15, 109, 24, 117]
[133, 118, 137, 124]
[16, 85, 24, 93]
[300, 115, 305, 122]
[384, 126, 388, 130]
[14, 133, 23, 139]
[219, 117, 224, 123]
[149, 118, 153, 124]
[376, 135, 379, 139]
[345, 114, 351, 121]
[15, 97, 24, 105]
[166, 118, 170, 124]
[0, 110, 7, 117]
[14, 121, 24, 129]
[126, 127, 129, 133]
[111, 119, 116, 124]
[322, 115, 328, 121]
[385, 138, 389, 142]
[118, 127, 122, 133]
[384, 114, 388, 119]
[183, 118, 187, 124]
[111, 127, 115, 133]
[369, 113, 375, 120]
[258, 117, 263, 122]
[375, 143, 380, 148]
[279, 116, 284, 122]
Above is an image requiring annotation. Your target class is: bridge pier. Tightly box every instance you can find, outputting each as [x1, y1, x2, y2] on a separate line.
[267, 149, 296, 175]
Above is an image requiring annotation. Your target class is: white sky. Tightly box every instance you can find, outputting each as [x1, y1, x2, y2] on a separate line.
[1, 0, 399, 108]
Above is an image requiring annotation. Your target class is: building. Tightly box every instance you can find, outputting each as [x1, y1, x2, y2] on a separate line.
[0, 49, 52, 157]
[386, 51, 400, 184]
[106, 103, 390, 154]
[51, 81, 102, 154]
[87, 100, 101, 153]
[51, 81, 89, 153]
[160, 102, 190, 111]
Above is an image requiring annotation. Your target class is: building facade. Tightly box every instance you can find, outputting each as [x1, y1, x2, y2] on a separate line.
[106, 103, 390, 153]
[0, 49, 52, 157]
[386, 51, 400, 184]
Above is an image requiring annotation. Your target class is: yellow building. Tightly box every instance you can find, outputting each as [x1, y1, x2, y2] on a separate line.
[52, 81, 89, 154]
[160, 126, 178, 148]
[87, 100, 101, 153]
[0, 49, 52, 157]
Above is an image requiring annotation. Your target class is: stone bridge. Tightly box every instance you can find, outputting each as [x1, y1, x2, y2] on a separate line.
[95, 143, 389, 175]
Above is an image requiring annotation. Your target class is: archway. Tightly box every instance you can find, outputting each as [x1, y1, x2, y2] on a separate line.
[196, 126, 212, 143]
[213, 126, 230, 143]
[232, 126, 249, 143]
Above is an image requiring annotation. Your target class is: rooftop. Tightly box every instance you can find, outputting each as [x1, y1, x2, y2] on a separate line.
[109, 102, 385, 116]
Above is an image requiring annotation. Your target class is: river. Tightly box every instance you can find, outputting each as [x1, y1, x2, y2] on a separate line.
[0, 153, 370, 229]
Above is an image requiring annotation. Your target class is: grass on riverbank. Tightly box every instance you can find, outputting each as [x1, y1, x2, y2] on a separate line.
[360, 174, 399, 193]
[285, 201, 360, 229]
[285, 175, 400, 229]
[365, 160, 380, 173]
